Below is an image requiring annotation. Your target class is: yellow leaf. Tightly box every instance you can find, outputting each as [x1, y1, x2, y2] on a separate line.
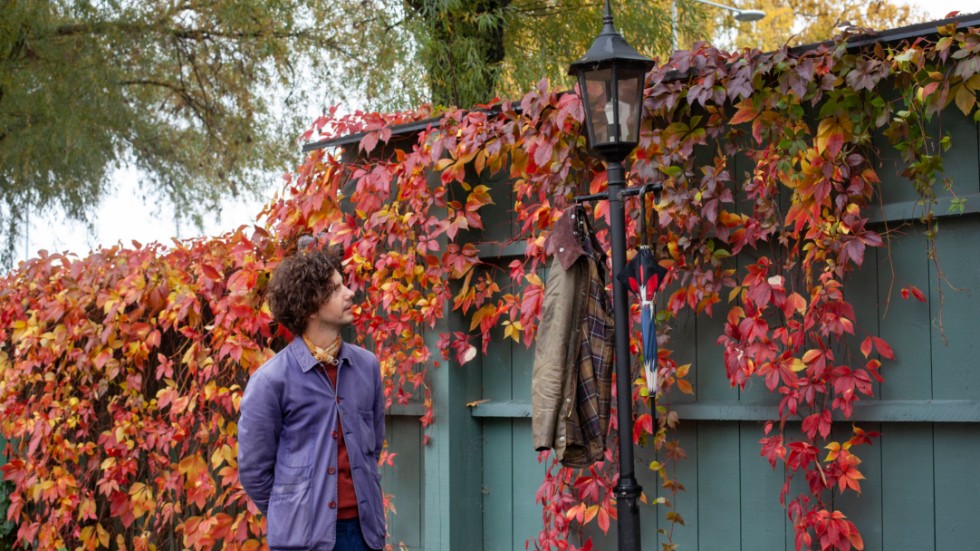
[584, 504, 599, 524]
[728, 286, 742, 303]
[802, 348, 823, 364]
[676, 379, 694, 395]
[788, 358, 807, 372]
[524, 273, 543, 287]
[966, 74, 980, 92]
[97, 523, 110, 548]
[953, 83, 976, 116]
[675, 363, 691, 378]
[433, 158, 455, 171]
[815, 116, 853, 156]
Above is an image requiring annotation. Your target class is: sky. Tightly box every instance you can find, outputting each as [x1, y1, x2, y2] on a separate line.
[15, 0, 978, 263]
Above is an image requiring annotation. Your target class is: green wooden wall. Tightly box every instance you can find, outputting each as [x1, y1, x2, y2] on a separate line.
[379, 107, 980, 551]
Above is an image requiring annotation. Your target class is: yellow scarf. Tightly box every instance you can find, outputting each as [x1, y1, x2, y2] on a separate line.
[303, 334, 342, 365]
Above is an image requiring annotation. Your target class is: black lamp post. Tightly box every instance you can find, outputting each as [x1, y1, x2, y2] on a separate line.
[568, 2, 655, 551]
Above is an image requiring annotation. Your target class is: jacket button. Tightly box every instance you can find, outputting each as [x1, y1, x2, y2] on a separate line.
[329, 501, 336, 509]
[332, 431, 338, 439]
[328, 466, 336, 475]
[559, 436, 565, 442]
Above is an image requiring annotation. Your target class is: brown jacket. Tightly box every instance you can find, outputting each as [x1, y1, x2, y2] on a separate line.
[532, 207, 615, 467]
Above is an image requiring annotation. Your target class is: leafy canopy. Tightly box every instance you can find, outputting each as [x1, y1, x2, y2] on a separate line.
[0, 0, 347, 265]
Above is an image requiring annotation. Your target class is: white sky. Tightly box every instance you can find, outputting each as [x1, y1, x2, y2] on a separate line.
[15, 0, 978, 263]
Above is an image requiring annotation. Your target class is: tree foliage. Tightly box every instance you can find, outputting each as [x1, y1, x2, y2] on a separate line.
[2, 18, 979, 551]
[682, 0, 927, 52]
[0, 0, 352, 265]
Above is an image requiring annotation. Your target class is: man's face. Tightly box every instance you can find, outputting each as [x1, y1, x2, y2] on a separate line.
[310, 270, 355, 331]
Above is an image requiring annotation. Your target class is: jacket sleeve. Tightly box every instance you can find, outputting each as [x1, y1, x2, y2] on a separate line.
[531, 257, 579, 452]
[237, 369, 283, 516]
[373, 354, 386, 456]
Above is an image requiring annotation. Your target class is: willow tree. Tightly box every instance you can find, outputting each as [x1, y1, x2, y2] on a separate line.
[0, 0, 347, 265]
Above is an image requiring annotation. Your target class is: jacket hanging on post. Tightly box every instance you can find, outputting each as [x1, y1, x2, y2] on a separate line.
[532, 206, 615, 468]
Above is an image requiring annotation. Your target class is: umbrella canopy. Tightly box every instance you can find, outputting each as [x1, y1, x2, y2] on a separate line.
[617, 246, 666, 393]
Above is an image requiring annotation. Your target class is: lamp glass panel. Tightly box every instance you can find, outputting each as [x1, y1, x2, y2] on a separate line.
[616, 69, 645, 144]
[582, 68, 613, 145]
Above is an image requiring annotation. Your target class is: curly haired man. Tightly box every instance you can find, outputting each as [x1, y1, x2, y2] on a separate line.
[238, 246, 385, 550]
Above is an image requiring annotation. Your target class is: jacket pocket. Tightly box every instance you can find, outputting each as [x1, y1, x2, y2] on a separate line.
[359, 410, 376, 456]
[268, 464, 312, 548]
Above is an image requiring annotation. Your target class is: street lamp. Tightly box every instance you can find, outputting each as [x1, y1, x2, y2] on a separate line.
[568, 2, 655, 550]
[672, 0, 767, 50]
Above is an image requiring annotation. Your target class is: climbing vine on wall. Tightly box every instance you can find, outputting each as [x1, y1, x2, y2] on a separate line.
[1, 20, 978, 551]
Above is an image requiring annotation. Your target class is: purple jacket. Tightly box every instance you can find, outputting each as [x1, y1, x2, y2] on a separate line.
[238, 337, 386, 550]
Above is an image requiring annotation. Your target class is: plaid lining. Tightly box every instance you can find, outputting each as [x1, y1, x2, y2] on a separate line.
[577, 259, 614, 442]
[562, 236, 615, 467]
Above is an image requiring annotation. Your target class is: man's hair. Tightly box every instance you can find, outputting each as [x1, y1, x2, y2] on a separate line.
[266, 247, 344, 337]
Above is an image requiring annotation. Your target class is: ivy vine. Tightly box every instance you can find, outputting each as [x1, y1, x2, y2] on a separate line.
[0, 21, 977, 551]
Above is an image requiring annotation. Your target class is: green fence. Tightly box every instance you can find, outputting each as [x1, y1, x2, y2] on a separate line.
[377, 98, 980, 550]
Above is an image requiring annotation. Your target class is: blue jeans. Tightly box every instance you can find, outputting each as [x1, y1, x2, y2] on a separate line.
[335, 518, 379, 551]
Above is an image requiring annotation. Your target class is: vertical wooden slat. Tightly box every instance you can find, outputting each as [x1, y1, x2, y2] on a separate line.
[833, 422, 883, 551]
[661, 423, 699, 549]
[935, 115, 980, 197]
[512, 420, 545, 550]
[697, 421, 741, 549]
[384, 417, 423, 549]
[877, 229, 931, 401]
[483, 418, 514, 551]
[695, 299, 737, 403]
[880, 423, 935, 551]
[483, 326, 514, 551]
[929, 218, 980, 400]
[934, 424, 980, 549]
[739, 421, 786, 549]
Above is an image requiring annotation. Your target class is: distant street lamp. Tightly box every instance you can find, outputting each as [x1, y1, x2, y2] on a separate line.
[672, 0, 767, 50]
[568, 2, 655, 550]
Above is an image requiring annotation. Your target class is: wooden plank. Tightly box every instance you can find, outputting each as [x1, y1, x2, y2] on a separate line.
[880, 423, 935, 551]
[695, 298, 738, 403]
[662, 423, 698, 550]
[482, 299, 514, 402]
[696, 422, 741, 549]
[636, 434, 663, 550]
[511, 332, 534, 403]
[934, 424, 980, 549]
[739, 421, 787, 549]
[384, 417, 423, 549]
[422, 281, 485, 550]
[482, 418, 514, 551]
[512, 420, 545, 551]
[845, 240, 882, 398]
[470, 399, 980, 422]
[388, 403, 426, 417]
[868, 193, 980, 224]
[877, 229, 931, 401]
[471, 400, 531, 417]
[874, 116, 923, 206]
[833, 422, 882, 551]
[929, 217, 980, 400]
[669, 307, 699, 405]
[937, 114, 980, 197]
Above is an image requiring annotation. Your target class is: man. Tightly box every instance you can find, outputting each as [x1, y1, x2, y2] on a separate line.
[238, 246, 386, 550]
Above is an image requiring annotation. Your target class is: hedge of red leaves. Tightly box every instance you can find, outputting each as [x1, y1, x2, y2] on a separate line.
[2, 22, 979, 551]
